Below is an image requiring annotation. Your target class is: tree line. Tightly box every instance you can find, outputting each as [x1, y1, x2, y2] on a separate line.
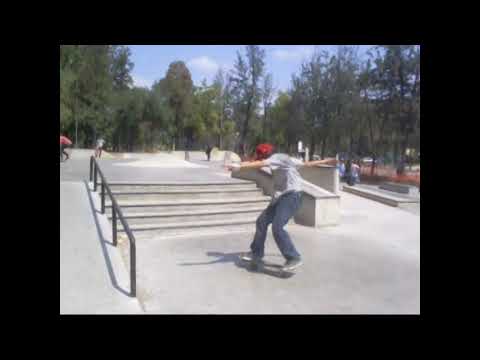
[60, 45, 420, 173]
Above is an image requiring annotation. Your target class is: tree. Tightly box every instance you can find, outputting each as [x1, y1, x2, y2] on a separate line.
[261, 73, 274, 142]
[189, 80, 221, 147]
[110, 45, 134, 91]
[269, 91, 292, 151]
[370, 45, 420, 174]
[141, 82, 174, 150]
[230, 45, 266, 155]
[294, 49, 333, 158]
[163, 61, 194, 149]
[63, 45, 112, 147]
[213, 68, 234, 149]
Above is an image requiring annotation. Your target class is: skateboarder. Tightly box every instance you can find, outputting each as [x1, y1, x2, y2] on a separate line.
[60, 135, 73, 161]
[227, 143, 337, 271]
[95, 137, 105, 158]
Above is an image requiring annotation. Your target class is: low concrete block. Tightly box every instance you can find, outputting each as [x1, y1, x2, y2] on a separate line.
[379, 182, 410, 194]
[299, 165, 339, 195]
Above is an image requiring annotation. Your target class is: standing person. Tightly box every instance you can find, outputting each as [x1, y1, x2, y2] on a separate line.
[338, 159, 346, 179]
[206, 144, 212, 161]
[60, 135, 73, 161]
[344, 159, 353, 185]
[227, 143, 337, 271]
[95, 137, 105, 158]
[351, 160, 360, 184]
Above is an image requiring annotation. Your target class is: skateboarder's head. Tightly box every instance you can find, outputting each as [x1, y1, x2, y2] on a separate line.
[255, 143, 274, 160]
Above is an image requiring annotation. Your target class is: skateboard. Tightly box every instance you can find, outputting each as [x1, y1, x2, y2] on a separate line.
[239, 257, 297, 278]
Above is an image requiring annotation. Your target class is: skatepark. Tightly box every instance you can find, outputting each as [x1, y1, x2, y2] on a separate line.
[60, 149, 420, 314]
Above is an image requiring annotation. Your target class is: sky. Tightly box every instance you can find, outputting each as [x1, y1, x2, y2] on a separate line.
[127, 45, 375, 95]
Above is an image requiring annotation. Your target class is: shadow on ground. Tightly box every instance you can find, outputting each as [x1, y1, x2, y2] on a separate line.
[178, 251, 294, 279]
[83, 180, 133, 297]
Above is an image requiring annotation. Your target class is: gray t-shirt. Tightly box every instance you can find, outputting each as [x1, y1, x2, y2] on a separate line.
[263, 153, 304, 202]
[97, 139, 105, 148]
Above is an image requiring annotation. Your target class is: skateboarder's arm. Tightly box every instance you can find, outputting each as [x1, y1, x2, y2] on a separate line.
[303, 158, 338, 167]
[226, 160, 267, 171]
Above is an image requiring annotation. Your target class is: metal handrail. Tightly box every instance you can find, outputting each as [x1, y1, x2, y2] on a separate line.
[89, 156, 136, 297]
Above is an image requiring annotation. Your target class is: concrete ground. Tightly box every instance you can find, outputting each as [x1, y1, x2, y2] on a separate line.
[60, 181, 143, 314]
[122, 189, 419, 314]
[60, 149, 233, 182]
[60, 149, 420, 314]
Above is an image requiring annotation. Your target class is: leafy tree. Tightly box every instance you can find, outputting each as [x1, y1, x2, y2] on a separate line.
[230, 45, 266, 155]
[163, 61, 194, 149]
[261, 73, 274, 142]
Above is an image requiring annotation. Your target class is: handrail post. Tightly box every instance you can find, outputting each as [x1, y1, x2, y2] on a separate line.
[101, 182, 105, 214]
[94, 162, 98, 192]
[89, 157, 93, 182]
[130, 241, 136, 297]
[112, 207, 117, 246]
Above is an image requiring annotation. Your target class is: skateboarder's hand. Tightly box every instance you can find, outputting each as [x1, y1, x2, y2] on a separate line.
[226, 164, 241, 172]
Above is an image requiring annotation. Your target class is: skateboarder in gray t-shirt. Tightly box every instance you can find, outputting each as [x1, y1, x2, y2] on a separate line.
[227, 143, 337, 271]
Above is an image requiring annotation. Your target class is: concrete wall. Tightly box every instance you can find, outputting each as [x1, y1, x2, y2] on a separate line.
[299, 165, 339, 195]
[232, 168, 340, 228]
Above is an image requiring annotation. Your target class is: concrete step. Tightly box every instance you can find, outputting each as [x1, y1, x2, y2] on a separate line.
[118, 217, 258, 233]
[109, 207, 265, 225]
[110, 189, 264, 201]
[119, 224, 255, 241]
[106, 196, 271, 211]
[104, 181, 257, 192]
[105, 200, 270, 214]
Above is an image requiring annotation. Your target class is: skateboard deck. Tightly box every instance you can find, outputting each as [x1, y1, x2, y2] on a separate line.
[239, 257, 297, 278]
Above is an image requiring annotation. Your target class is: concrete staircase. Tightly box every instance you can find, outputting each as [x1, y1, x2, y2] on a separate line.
[104, 180, 269, 238]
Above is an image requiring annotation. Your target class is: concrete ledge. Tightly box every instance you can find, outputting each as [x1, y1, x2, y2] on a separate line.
[232, 168, 340, 228]
[299, 165, 339, 195]
[379, 182, 410, 194]
[343, 185, 419, 207]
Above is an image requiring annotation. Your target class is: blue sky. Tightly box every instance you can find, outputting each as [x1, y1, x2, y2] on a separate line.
[127, 45, 374, 95]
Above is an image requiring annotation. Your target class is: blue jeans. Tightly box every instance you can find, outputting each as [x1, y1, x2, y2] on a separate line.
[250, 191, 303, 260]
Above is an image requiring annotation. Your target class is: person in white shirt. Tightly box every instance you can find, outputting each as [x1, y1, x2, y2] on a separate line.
[95, 138, 105, 158]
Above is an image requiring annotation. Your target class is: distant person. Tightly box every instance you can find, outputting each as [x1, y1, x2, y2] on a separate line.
[344, 159, 353, 185]
[95, 138, 105, 158]
[351, 161, 360, 184]
[206, 144, 212, 161]
[227, 143, 338, 271]
[60, 135, 73, 161]
[338, 160, 346, 179]
[343, 159, 359, 185]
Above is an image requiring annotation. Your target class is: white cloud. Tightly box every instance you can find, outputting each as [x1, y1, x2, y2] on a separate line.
[272, 46, 315, 61]
[187, 56, 219, 76]
[132, 75, 153, 89]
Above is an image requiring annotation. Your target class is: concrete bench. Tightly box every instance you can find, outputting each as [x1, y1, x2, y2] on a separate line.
[232, 167, 340, 228]
[379, 182, 410, 194]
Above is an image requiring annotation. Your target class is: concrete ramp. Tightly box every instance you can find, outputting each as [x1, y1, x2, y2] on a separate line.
[60, 181, 143, 314]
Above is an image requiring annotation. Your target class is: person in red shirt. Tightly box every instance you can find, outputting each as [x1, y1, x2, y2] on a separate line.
[60, 135, 73, 161]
